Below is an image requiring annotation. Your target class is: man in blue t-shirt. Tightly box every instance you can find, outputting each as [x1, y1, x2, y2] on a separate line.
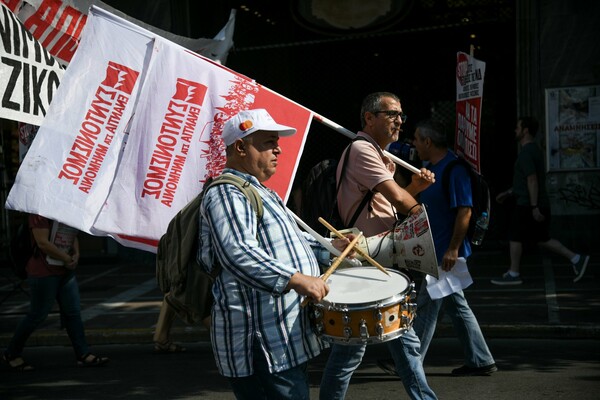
[410, 119, 496, 376]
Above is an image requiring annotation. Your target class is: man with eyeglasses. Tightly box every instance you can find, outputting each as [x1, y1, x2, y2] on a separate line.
[375, 109, 408, 123]
[319, 92, 437, 400]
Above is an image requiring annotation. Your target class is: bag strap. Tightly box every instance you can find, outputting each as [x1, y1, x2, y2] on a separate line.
[336, 136, 375, 227]
[441, 158, 470, 206]
[206, 174, 264, 220]
[202, 174, 263, 281]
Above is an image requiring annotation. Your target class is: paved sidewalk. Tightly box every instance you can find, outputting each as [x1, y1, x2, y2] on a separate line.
[0, 249, 598, 348]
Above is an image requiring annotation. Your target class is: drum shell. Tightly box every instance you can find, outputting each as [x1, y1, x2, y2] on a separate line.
[310, 267, 416, 345]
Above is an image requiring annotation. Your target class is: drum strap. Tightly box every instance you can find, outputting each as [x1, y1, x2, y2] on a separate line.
[391, 219, 401, 269]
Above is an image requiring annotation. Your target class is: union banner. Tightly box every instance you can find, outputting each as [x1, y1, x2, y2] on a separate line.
[5, 6, 311, 252]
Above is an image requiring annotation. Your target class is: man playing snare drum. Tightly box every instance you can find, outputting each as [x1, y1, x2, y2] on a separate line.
[319, 92, 437, 400]
[198, 109, 353, 399]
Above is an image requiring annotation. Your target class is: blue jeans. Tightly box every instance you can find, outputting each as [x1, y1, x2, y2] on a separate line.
[4, 272, 89, 360]
[320, 328, 437, 400]
[229, 340, 310, 400]
[413, 284, 495, 368]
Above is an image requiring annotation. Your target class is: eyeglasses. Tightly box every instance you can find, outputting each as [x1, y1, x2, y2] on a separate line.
[373, 110, 407, 123]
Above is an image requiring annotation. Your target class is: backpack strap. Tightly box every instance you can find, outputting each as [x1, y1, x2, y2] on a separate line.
[441, 158, 470, 206]
[200, 174, 263, 282]
[336, 136, 375, 227]
[206, 174, 264, 220]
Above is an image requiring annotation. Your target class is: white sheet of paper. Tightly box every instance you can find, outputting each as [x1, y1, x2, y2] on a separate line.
[425, 257, 473, 300]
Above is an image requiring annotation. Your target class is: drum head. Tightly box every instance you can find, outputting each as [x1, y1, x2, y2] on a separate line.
[322, 267, 409, 306]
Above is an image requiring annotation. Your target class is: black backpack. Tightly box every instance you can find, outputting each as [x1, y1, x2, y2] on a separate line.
[155, 174, 263, 324]
[301, 137, 373, 237]
[9, 220, 35, 280]
[441, 157, 491, 245]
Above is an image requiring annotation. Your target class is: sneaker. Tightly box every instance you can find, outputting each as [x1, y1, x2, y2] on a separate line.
[452, 363, 498, 376]
[377, 358, 399, 377]
[491, 272, 522, 285]
[573, 255, 590, 283]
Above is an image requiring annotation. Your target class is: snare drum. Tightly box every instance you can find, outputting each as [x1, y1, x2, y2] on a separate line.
[310, 267, 416, 345]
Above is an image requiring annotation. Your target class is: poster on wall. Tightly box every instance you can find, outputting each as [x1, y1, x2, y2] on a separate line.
[545, 84, 600, 171]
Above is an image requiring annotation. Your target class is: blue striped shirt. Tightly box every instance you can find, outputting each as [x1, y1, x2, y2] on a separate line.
[198, 169, 326, 377]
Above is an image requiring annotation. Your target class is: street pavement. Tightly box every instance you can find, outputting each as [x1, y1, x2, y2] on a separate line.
[1, 247, 599, 399]
[1, 338, 599, 399]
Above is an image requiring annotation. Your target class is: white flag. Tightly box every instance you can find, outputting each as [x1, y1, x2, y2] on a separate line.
[7, 1, 236, 65]
[91, 38, 237, 239]
[5, 6, 152, 231]
[6, 6, 312, 252]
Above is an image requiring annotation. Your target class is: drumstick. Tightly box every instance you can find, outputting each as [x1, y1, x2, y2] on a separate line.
[321, 232, 363, 281]
[318, 217, 390, 276]
[301, 232, 363, 308]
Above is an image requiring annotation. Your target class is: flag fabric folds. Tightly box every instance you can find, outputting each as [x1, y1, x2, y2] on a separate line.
[3, 0, 236, 65]
[0, 0, 235, 126]
[6, 6, 312, 252]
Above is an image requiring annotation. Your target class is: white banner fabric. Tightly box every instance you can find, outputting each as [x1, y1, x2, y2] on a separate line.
[91, 38, 236, 239]
[6, 6, 313, 252]
[2, 0, 236, 65]
[1, 0, 234, 169]
[5, 6, 152, 232]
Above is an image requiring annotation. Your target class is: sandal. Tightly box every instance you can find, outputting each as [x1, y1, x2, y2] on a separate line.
[2, 354, 34, 371]
[77, 353, 109, 367]
[154, 341, 186, 354]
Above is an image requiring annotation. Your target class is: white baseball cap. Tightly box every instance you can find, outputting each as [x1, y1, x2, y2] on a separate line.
[222, 109, 297, 146]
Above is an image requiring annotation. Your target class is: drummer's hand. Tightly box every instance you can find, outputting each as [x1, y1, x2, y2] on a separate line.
[287, 273, 329, 303]
[412, 167, 435, 187]
[332, 235, 356, 258]
[406, 168, 435, 196]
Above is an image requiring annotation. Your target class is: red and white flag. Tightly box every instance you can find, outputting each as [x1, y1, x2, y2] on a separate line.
[6, 6, 312, 252]
[5, 6, 149, 231]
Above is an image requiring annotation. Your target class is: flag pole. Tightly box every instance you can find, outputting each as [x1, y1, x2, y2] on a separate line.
[312, 113, 421, 174]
